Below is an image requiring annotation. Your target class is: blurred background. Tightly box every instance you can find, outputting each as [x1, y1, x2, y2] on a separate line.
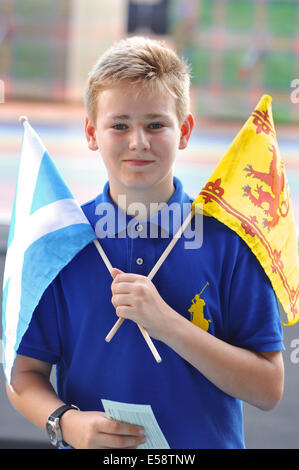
[0, 0, 298, 449]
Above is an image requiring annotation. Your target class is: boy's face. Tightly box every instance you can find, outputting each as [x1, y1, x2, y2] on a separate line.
[85, 82, 193, 202]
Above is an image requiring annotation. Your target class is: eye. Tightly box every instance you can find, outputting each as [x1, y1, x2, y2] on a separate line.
[113, 123, 128, 130]
[148, 123, 163, 130]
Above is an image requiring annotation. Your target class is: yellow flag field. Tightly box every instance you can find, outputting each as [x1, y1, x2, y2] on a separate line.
[193, 95, 299, 326]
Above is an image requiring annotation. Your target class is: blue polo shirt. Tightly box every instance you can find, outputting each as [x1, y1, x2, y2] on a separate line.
[17, 176, 284, 449]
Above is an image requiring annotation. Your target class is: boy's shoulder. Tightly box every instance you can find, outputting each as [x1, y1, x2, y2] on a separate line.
[81, 190, 106, 229]
[81, 198, 97, 227]
[81, 197, 96, 214]
[201, 213, 243, 246]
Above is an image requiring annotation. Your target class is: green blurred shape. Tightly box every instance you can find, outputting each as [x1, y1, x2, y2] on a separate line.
[168, 0, 212, 31]
[167, 0, 180, 29]
[14, 0, 67, 23]
[272, 103, 292, 123]
[264, 52, 294, 89]
[185, 48, 211, 85]
[12, 41, 52, 80]
[198, 0, 213, 28]
[226, 0, 255, 31]
[223, 50, 244, 86]
[267, 1, 297, 37]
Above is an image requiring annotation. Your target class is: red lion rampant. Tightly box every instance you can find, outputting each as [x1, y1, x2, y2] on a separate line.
[243, 144, 289, 229]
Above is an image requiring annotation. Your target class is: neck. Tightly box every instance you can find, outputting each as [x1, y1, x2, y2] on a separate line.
[108, 178, 175, 221]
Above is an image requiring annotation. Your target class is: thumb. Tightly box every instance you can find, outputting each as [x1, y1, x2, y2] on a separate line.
[110, 267, 123, 279]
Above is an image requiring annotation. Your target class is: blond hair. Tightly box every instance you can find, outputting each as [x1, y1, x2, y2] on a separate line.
[84, 36, 191, 125]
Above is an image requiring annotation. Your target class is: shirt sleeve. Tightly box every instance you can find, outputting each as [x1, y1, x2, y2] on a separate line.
[227, 238, 285, 352]
[17, 282, 61, 364]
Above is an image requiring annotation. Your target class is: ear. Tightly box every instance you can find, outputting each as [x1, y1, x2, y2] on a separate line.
[179, 113, 194, 150]
[85, 116, 99, 151]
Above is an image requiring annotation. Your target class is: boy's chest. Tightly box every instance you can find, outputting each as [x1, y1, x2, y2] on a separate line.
[59, 235, 230, 342]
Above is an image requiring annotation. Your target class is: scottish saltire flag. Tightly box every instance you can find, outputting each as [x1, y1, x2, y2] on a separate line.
[193, 95, 299, 326]
[2, 118, 97, 384]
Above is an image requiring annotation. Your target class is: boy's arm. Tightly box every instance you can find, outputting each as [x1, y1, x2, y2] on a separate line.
[160, 315, 284, 411]
[6, 355, 63, 429]
[111, 269, 284, 411]
[6, 354, 145, 449]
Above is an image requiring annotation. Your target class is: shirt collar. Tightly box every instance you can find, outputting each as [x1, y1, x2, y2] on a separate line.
[94, 176, 192, 238]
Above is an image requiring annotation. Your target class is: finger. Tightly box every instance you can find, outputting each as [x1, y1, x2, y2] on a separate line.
[110, 268, 124, 279]
[111, 293, 132, 309]
[115, 305, 136, 319]
[97, 432, 146, 449]
[99, 417, 145, 437]
[113, 272, 144, 283]
[111, 282, 133, 295]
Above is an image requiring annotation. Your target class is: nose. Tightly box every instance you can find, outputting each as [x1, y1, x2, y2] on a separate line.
[128, 126, 150, 152]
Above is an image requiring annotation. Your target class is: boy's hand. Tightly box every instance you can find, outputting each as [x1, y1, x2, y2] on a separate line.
[110, 268, 176, 341]
[60, 409, 146, 449]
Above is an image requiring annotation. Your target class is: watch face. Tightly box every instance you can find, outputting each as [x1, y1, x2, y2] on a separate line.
[46, 420, 58, 446]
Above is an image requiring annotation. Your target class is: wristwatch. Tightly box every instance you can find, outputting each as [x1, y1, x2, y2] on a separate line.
[46, 404, 79, 448]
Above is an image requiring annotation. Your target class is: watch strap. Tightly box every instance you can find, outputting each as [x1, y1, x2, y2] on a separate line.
[49, 404, 79, 419]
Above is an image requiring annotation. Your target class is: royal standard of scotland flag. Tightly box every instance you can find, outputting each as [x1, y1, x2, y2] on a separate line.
[2, 118, 97, 384]
[193, 95, 299, 326]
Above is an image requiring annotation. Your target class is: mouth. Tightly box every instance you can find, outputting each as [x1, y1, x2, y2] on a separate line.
[123, 159, 154, 166]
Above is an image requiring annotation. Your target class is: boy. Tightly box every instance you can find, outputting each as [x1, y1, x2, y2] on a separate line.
[6, 36, 284, 449]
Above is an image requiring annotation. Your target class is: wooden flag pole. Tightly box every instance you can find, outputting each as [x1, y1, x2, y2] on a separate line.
[104, 205, 196, 344]
[93, 240, 162, 363]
